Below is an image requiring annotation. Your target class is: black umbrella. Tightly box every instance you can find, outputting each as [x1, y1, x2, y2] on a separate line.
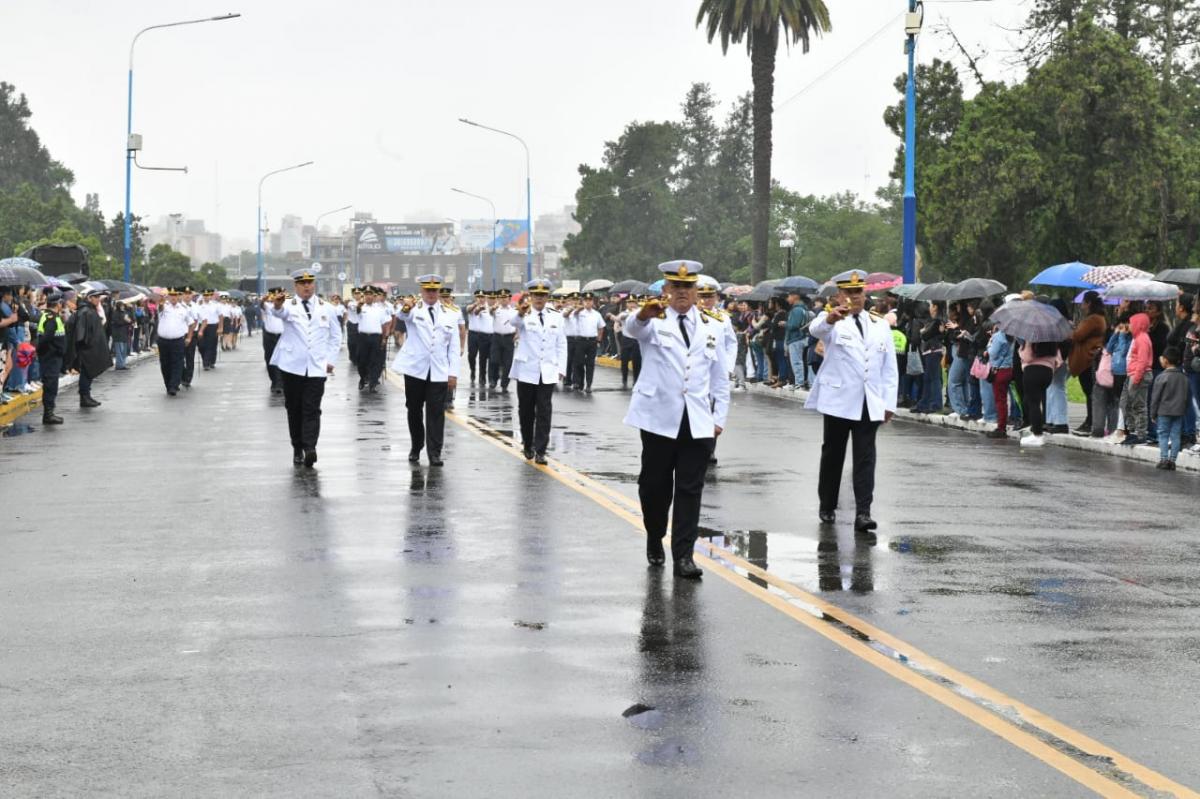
[56, 272, 89, 284]
[1154, 268, 1200, 287]
[0, 261, 50, 286]
[611, 279, 649, 295]
[946, 278, 1007, 301]
[817, 282, 838, 299]
[913, 281, 957, 301]
[777, 275, 820, 293]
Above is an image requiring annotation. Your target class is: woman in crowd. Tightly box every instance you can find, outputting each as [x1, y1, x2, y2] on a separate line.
[1019, 334, 1064, 447]
[986, 321, 1015, 438]
[1166, 294, 1197, 447]
[749, 303, 768, 382]
[1095, 315, 1131, 440]
[1070, 291, 1108, 435]
[1044, 298, 1073, 434]
[915, 302, 947, 413]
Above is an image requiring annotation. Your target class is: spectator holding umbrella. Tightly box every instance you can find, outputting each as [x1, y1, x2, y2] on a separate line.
[1070, 291, 1108, 435]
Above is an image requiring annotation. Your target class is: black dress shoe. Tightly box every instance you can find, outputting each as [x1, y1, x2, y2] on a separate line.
[167, 389, 177, 396]
[534, 453, 548, 465]
[819, 509, 836, 524]
[523, 447, 534, 460]
[646, 537, 666, 567]
[358, 379, 366, 390]
[303, 448, 318, 467]
[429, 454, 444, 467]
[293, 448, 304, 465]
[79, 396, 101, 408]
[42, 413, 63, 425]
[673, 557, 703, 579]
[408, 450, 421, 463]
[854, 513, 878, 532]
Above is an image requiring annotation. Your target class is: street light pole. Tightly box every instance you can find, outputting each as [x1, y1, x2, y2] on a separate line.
[313, 204, 352, 292]
[256, 161, 314, 294]
[902, 2, 923, 285]
[458, 118, 532, 282]
[124, 13, 241, 282]
[779, 227, 795, 278]
[451, 187, 498, 292]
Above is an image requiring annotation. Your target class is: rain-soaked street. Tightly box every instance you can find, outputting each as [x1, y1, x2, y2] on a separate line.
[3, 347, 1199, 797]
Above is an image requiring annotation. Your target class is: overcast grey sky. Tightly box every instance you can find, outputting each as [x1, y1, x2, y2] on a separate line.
[5, 0, 1028, 250]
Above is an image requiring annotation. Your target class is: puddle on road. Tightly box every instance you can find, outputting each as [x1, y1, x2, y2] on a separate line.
[2, 423, 36, 438]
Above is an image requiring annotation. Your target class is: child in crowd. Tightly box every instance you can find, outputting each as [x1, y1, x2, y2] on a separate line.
[1150, 346, 1189, 470]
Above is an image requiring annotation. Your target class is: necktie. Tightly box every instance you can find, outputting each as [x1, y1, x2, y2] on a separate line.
[677, 314, 691, 347]
[428, 304, 437, 324]
[853, 313, 864, 338]
[539, 311, 544, 326]
[301, 299, 311, 319]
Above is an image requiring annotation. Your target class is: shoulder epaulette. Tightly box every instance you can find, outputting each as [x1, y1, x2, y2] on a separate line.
[701, 308, 725, 322]
[442, 302, 460, 311]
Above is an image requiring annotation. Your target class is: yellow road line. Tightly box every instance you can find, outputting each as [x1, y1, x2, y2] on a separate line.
[387, 370, 1197, 798]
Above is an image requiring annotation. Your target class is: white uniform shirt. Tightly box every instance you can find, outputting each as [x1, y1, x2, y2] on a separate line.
[475, 308, 495, 334]
[704, 308, 738, 368]
[156, 302, 192, 339]
[357, 302, 389, 335]
[805, 310, 898, 422]
[345, 301, 361, 325]
[573, 308, 605, 339]
[392, 301, 461, 381]
[331, 303, 344, 321]
[623, 306, 730, 439]
[510, 306, 568, 385]
[493, 305, 518, 334]
[198, 301, 222, 325]
[563, 310, 580, 337]
[260, 301, 284, 334]
[267, 296, 343, 377]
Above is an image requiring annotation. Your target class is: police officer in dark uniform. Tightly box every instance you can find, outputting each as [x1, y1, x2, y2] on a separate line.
[35, 290, 67, 425]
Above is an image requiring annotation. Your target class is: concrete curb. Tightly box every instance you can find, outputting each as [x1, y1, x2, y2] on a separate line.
[0, 349, 157, 427]
[594, 355, 1198, 475]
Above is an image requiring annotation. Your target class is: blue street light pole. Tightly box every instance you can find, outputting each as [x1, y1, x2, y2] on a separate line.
[256, 161, 314, 294]
[451, 188, 498, 291]
[902, 2, 923, 285]
[123, 13, 240, 282]
[458, 119, 533, 282]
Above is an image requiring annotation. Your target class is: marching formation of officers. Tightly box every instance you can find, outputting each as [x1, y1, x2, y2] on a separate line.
[242, 262, 894, 578]
[155, 287, 248, 396]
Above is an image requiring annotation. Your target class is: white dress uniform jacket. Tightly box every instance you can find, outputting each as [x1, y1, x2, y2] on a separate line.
[805, 310, 899, 421]
[268, 296, 343, 376]
[623, 306, 730, 439]
[392, 301, 461, 381]
[704, 309, 738, 368]
[510, 307, 568, 384]
[261, 301, 284, 334]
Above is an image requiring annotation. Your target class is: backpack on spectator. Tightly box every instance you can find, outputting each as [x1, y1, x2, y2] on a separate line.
[1096, 349, 1114, 388]
[14, 341, 36, 369]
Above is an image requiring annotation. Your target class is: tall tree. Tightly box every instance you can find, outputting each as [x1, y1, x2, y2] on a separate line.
[0, 82, 74, 197]
[696, 0, 831, 284]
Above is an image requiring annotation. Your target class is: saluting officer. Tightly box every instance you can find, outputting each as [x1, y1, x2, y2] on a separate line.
[393, 275, 460, 466]
[260, 289, 285, 394]
[490, 288, 518, 392]
[467, 289, 491, 385]
[511, 279, 568, 464]
[268, 268, 343, 467]
[439, 285, 466, 409]
[624, 260, 730, 579]
[806, 269, 898, 533]
[570, 291, 606, 393]
[356, 286, 391, 393]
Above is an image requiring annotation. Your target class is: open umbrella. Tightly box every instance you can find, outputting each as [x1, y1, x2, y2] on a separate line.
[740, 288, 774, 302]
[583, 278, 614, 292]
[646, 279, 665, 296]
[946, 278, 1007, 301]
[0, 261, 50, 286]
[753, 278, 784, 293]
[776, 275, 820, 293]
[610, 279, 648, 295]
[913, 281, 956, 301]
[1103, 279, 1182, 302]
[226, 289, 249, 300]
[991, 299, 1073, 342]
[1081, 265, 1152, 287]
[1154, 268, 1200, 287]
[723, 284, 752, 296]
[889, 282, 926, 299]
[817, 282, 838, 299]
[865, 272, 902, 292]
[1072, 289, 1119, 306]
[56, 272, 89, 284]
[1029, 261, 1097, 289]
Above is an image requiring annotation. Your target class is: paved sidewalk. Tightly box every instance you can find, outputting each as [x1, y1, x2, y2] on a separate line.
[0, 348, 157, 427]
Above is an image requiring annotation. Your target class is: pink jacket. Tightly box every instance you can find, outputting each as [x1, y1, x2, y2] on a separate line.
[1126, 313, 1153, 384]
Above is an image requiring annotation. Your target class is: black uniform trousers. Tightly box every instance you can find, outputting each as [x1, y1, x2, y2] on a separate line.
[516, 378, 555, 454]
[619, 337, 642, 386]
[262, 331, 281, 388]
[39, 355, 62, 413]
[571, 338, 598, 390]
[281, 371, 326, 450]
[405, 372, 447, 456]
[183, 335, 198, 385]
[817, 401, 881, 515]
[200, 325, 219, 368]
[158, 336, 185, 392]
[346, 322, 359, 365]
[638, 411, 714, 563]
[357, 333, 383, 386]
[489, 333, 514, 388]
[564, 336, 580, 386]
[468, 330, 490, 382]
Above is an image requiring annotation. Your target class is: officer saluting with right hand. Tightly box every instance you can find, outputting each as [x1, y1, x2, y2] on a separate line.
[623, 260, 730, 579]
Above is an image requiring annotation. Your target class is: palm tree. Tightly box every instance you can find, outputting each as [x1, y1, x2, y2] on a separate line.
[697, 0, 831, 284]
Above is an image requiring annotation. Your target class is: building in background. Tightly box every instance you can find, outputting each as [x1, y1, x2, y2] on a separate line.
[535, 205, 579, 283]
[145, 214, 222, 267]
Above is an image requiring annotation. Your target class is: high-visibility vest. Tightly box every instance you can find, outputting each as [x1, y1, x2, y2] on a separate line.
[37, 313, 65, 337]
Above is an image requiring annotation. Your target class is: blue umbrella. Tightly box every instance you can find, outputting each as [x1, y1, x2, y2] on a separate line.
[647, 278, 665, 296]
[0, 256, 43, 270]
[1029, 261, 1098, 289]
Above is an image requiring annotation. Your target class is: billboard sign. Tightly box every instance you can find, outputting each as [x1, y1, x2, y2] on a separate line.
[458, 219, 530, 252]
[355, 223, 456, 255]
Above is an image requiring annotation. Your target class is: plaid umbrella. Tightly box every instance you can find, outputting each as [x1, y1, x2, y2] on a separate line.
[1081, 265, 1152, 287]
[865, 272, 902, 292]
[991, 300, 1073, 342]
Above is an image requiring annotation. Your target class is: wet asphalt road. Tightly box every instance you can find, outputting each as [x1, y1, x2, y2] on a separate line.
[1, 342, 1197, 797]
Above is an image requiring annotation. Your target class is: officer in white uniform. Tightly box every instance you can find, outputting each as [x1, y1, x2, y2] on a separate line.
[490, 289, 519, 391]
[697, 277, 738, 367]
[806, 269, 899, 534]
[155, 287, 194, 396]
[510, 279, 568, 463]
[570, 292, 606, 393]
[624, 260, 730, 579]
[181, 287, 201, 387]
[393, 275, 460, 466]
[267, 268, 343, 467]
[197, 290, 223, 370]
[356, 287, 391, 392]
[260, 289, 285, 394]
[345, 290, 362, 366]
[467, 290, 491, 386]
[439, 286, 466, 408]
[562, 293, 581, 389]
